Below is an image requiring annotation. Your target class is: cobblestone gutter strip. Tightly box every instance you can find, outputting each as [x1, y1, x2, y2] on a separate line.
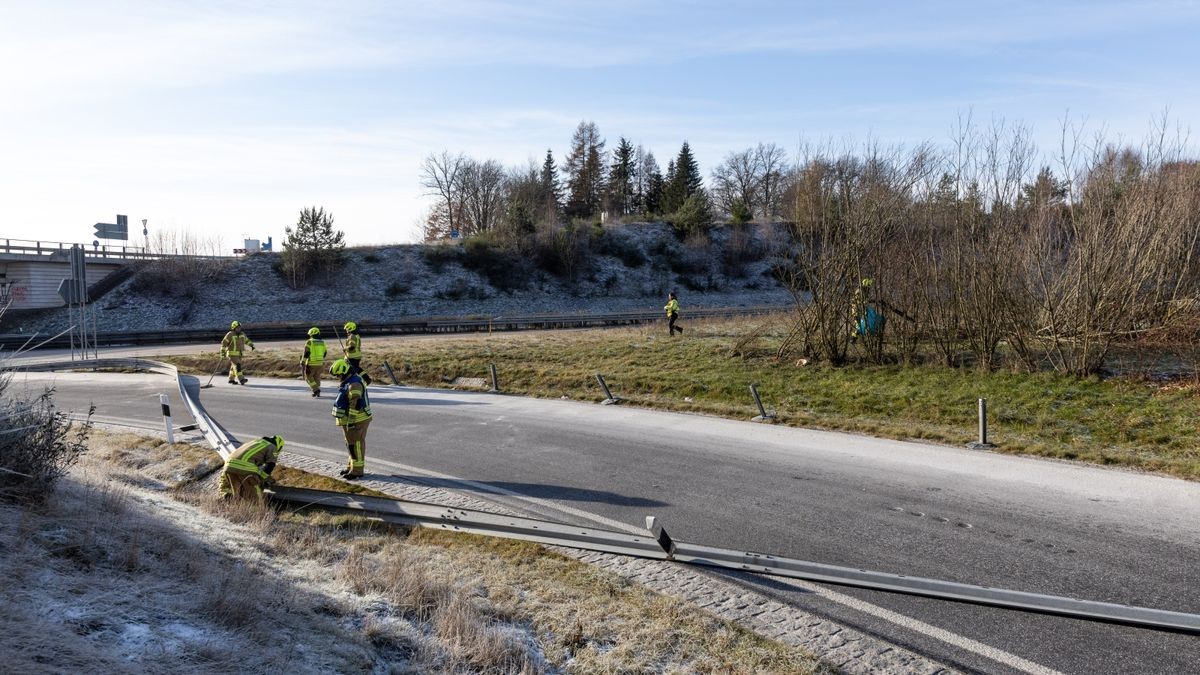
[281, 452, 957, 674]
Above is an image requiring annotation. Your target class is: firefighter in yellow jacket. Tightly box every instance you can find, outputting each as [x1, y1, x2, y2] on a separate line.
[301, 327, 327, 397]
[220, 321, 256, 385]
[218, 435, 284, 502]
[331, 358, 372, 479]
[342, 321, 372, 385]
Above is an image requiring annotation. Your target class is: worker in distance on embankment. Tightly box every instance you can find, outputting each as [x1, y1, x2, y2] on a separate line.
[331, 358, 372, 480]
[220, 320, 256, 385]
[218, 435, 284, 502]
[664, 291, 684, 336]
[301, 326, 327, 397]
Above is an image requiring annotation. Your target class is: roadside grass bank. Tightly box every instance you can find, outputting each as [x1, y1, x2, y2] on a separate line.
[162, 316, 1200, 480]
[1, 431, 820, 673]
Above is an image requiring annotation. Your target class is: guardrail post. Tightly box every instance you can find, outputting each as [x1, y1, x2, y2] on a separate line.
[645, 516, 676, 560]
[596, 373, 620, 405]
[488, 363, 500, 393]
[383, 360, 400, 386]
[967, 398, 996, 449]
[160, 394, 175, 444]
[750, 384, 776, 422]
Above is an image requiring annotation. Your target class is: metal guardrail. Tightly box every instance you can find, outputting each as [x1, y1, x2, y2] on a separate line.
[12, 357, 1200, 635]
[0, 305, 787, 350]
[0, 237, 230, 262]
[267, 486, 1200, 635]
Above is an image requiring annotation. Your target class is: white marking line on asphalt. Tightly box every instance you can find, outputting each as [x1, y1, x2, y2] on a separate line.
[283, 440, 648, 535]
[776, 578, 1064, 675]
[285, 438, 1062, 674]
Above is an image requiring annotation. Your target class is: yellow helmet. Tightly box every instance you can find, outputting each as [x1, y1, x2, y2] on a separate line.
[860, 278, 874, 288]
[272, 435, 285, 452]
[343, 321, 357, 333]
[330, 359, 350, 376]
[230, 320, 241, 330]
[307, 327, 320, 337]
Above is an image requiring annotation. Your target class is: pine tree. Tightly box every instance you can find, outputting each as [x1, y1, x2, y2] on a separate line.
[563, 121, 606, 219]
[281, 206, 346, 288]
[607, 137, 637, 217]
[639, 149, 664, 216]
[538, 149, 563, 223]
[670, 141, 704, 206]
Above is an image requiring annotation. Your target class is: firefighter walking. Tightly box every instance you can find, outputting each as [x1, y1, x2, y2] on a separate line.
[331, 358, 372, 479]
[220, 321, 256, 385]
[664, 292, 684, 336]
[342, 321, 373, 385]
[301, 327, 327, 397]
[218, 435, 285, 503]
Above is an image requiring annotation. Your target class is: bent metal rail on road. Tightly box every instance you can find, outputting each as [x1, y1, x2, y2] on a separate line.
[11, 357, 1199, 636]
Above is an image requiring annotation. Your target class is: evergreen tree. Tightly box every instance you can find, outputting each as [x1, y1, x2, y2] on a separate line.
[563, 121, 606, 219]
[667, 141, 704, 212]
[281, 206, 346, 288]
[607, 137, 637, 217]
[662, 158, 683, 213]
[538, 148, 563, 223]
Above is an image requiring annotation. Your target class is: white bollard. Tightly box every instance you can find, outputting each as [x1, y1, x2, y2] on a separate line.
[159, 393, 175, 444]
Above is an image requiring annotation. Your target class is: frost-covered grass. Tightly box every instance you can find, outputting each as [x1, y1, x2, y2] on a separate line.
[0, 432, 820, 674]
[165, 316, 1200, 480]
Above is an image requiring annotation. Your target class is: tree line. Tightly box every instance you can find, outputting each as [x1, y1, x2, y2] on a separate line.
[773, 117, 1200, 376]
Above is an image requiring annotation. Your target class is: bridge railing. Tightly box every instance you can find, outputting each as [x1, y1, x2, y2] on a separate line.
[0, 238, 231, 261]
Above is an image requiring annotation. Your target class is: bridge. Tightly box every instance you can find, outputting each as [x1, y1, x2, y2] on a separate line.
[0, 238, 227, 310]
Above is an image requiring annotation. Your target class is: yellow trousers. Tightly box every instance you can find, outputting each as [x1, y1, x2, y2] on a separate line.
[340, 420, 370, 477]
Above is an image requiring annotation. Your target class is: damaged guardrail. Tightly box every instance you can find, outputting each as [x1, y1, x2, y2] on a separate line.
[9, 358, 1200, 636]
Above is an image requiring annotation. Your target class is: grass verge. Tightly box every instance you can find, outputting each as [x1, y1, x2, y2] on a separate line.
[161, 318, 1200, 480]
[3, 431, 823, 673]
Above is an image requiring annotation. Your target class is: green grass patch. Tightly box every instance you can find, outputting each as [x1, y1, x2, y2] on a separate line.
[161, 320, 1200, 480]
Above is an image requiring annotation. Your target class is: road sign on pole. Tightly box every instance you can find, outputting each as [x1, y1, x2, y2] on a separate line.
[94, 214, 129, 240]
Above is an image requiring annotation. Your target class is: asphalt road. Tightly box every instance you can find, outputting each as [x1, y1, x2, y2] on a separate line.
[14, 370, 1200, 675]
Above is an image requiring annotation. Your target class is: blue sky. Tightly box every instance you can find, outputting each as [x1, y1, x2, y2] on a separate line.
[1, 0, 1198, 247]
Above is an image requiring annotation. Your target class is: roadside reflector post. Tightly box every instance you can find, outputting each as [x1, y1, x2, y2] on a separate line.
[488, 363, 500, 393]
[383, 360, 400, 386]
[967, 398, 996, 449]
[645, 516, 676, 560]
[596, 373, 620, 405]
[750, 384, 775, 422]
[159, 393, 175, 444]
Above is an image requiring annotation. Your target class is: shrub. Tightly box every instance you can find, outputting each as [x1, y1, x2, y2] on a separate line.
[385, 280, 409, 298]
[460, 235, 528, 293]
[423, 245, 463, 272]
[0, 379, 93, 504]
[593, 230, 646, 268]
[126, 258, 227, 300]
[435, 278, 488, 301]
[362, 251, 382, 264]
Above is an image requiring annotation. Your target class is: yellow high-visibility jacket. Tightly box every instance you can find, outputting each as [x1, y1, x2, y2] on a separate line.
[224, 437, 281, 479]
[302, 338, 327, 366]
[664, 298, 680, 317]
[333, 375, 372, 426]
[345, 332, 362, 359]
[221, 330, 255, 357]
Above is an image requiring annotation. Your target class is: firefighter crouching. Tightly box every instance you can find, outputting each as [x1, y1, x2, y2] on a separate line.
[219, 435, 285, 502]
[331, 359, 372, 479]
[301, 327, 327, 397]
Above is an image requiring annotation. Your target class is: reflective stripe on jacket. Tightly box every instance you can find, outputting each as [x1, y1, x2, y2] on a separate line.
[225, 438, 280, 478]
[345, 333, 362, 359]
[221, 331, 254, 356]
[664, 299, 680, 316]
[333, 375, 372, 425]
[303, 338, 327, 366]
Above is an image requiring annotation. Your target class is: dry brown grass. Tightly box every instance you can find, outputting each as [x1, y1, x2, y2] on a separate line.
[7, 431, 824, 673]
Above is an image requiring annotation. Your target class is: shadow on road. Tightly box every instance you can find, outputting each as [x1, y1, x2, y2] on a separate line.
[379, 473, 669, 507]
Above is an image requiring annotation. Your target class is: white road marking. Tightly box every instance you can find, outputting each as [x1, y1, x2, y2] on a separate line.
[284, 437, 1064, 675]
[775, 577, 1064, 675]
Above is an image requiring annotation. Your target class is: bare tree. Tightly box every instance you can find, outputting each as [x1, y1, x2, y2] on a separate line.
[711, 148, 762, 217]
[457, 158, 507, 237]
[421, 151, 466, 238]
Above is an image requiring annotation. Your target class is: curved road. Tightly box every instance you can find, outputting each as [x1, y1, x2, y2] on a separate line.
[15, 370, 1200, 674]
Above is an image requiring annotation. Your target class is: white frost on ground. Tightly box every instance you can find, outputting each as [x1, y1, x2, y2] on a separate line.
[8, 222, 794, 333]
